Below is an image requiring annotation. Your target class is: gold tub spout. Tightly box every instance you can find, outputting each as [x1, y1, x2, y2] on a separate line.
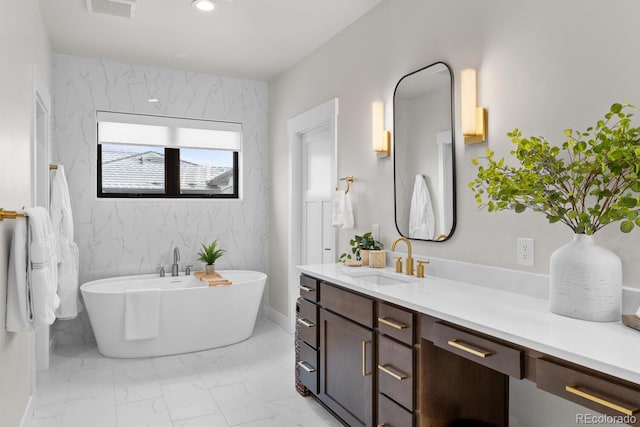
[391, 237, 414, 276]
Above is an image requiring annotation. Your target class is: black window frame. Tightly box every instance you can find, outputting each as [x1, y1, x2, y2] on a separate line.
[96, 114, 240, 199]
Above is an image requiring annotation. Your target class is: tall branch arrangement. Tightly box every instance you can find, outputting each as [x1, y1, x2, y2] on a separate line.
[469, 103, 640, 235]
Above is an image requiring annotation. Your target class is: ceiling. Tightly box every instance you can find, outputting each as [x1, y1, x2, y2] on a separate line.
[38, 0, 383, 81]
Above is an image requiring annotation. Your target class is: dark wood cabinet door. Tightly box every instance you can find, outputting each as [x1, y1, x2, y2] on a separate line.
[320, 308, 374, 427]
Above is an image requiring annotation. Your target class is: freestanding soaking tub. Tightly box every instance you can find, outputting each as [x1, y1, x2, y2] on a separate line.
[80, 270, 267, 358]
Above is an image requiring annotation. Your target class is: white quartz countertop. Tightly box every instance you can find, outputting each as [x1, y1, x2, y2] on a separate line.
[297, 263, 640, 385]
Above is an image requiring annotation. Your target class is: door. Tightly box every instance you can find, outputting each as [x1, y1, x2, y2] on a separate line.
[288, 98, 338, 332]
[300, 124, 334, 266]
[320, 309, 374, 427]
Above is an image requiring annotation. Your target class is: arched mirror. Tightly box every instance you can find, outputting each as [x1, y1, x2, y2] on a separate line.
[393, 62, 455, 241]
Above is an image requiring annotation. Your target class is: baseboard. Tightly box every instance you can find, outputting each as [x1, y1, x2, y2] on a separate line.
[20, 394, 33, 427]
[265, 305, 293, 334]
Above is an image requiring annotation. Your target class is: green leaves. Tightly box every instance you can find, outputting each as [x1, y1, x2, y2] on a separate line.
[470, 103, 640, 235]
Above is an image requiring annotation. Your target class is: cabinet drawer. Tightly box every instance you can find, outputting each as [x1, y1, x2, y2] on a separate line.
[321, 282, 373, 328]
[300, 275, 319, 302]
[537, 359, 640, 422]
[378, 393, 414, 427]
[297, 340, 319, 394]
[378, 302, 415, 345]
[297, 300, 318, 348]
[378, 335, 414, 411]
[431, 322, 523, 379]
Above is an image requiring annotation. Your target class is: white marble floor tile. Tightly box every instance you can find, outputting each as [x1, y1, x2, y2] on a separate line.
[60, 393, 117, 427]
[162, 379, 219, 421]
[115, 397, 173, 427]
[35, 319, 339, 427]
[209, 382, 276, 426]
[172, 413, 230, 427]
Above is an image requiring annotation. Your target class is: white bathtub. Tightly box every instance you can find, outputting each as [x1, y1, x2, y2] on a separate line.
[80, 270, 266, 358]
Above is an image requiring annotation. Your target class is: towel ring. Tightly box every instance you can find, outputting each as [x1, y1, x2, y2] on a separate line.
[336, 176, 355, 194]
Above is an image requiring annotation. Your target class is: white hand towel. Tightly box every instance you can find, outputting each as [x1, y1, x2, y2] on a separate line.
[409, 175, 435, 239]
[125, 289, 161, 341]
[342, 191, 355, 229]
[27, 207, 60, 327]
[6, 217, 32, 332]
[50, 165, 81, 319]
[331, 190, 345, 226]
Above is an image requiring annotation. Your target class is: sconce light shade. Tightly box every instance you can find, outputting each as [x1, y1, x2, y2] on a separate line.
[461, 68, 487, 144]
[372, 101, 390, 157]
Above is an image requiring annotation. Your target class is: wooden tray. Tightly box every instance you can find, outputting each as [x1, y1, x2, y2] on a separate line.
[194, 271, 221, 280]
[622, 314, 640, 332]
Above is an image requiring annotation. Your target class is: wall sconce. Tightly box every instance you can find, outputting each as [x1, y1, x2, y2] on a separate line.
[372, 101, 391, 157]
[461, 68, 487, 144]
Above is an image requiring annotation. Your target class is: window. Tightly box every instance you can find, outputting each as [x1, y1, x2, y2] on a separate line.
[97, 111, 241, 198]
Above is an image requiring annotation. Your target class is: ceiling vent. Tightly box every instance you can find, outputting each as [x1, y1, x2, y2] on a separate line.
[85, 0, 136, 19]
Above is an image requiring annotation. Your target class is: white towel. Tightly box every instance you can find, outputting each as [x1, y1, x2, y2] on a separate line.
[125, 289, 161, 341]
[6, 216, 32, 332]
[409, 175, 435, 239]
[27, 207, 60, 327]
[50, 165, 81, 319]
[331, 190, 344, 226]
[342, 191, 355, 229]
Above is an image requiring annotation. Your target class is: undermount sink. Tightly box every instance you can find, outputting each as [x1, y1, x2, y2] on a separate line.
[353, 272, 413, 286]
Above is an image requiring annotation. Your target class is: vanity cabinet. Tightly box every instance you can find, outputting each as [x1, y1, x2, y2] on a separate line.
[297, 272, 640, 427]
[296, 275, 320, 394]
[377, 302, 417, 427]
[319, 282, 375, 427]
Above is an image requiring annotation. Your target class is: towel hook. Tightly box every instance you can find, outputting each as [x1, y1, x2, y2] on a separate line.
[336, 176, 355, 194]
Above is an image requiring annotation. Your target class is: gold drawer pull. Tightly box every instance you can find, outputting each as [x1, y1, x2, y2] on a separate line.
[447, 339, 493, 358]
[565, 385, 639, 416]
[297, 361, 316, 373]
[377, 424, 389, 427]
[378, 317, 408, 330]
[297, 318, 315, 328]
[378, 364, 408, 381]
[299, 285, 315, 292]
[362, 340, 371, 377]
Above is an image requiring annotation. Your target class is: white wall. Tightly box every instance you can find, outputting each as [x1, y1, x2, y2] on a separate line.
[0, 1, 51, 425]
[268, 0, 640, 318]
[52, 55, 269, 344]
[268, 1, 640, 425]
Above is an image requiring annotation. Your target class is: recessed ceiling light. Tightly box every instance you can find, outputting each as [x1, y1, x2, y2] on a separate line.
[148, 98, 160, 103]
[192, 0, 216, 12]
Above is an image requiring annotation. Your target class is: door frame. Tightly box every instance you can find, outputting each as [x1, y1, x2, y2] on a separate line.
[288, 98, 338, 332]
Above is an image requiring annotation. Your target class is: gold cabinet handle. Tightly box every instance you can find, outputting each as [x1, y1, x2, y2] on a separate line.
[362, 340, 371, 377]
[565, 385, 639, 416]
[377, 424, 389, 427]
[299, 285, 315, 292]
[296, 318, 315, 328]
[378, 317, 408, 330]
[447, 339, 493, 358]
[297, 361, 316, 373]
[378, 364, 408, 381]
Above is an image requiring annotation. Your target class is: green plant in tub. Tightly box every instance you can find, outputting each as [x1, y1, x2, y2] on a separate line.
[198, 240, 226, 265]
[469, 103, 640, 235]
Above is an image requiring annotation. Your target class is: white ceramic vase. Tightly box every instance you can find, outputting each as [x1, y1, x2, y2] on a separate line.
[549, 234, 622, 322]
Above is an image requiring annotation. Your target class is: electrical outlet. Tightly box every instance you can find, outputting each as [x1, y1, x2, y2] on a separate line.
[517, 238, 534, 266]
[372, 224, 380, 240]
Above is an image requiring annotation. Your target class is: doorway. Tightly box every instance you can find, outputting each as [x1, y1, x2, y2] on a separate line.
[288, 99, 338, 331]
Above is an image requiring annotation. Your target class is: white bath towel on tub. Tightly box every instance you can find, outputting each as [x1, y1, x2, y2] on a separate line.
[125, 289, 161, 341]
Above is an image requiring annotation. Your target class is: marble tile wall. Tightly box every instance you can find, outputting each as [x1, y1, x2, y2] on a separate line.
[52, 54, 269, 344]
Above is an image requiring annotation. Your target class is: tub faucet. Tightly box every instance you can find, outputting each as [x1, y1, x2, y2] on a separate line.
[172, 247, 180, 277]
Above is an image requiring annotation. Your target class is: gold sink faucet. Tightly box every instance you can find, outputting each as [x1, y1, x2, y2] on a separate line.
[391, 237, 414, 276]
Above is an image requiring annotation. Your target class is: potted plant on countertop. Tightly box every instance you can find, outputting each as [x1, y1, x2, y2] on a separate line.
[469, 102, 640, 322]
[198, 240, 226, 275]
[339, 232, 383, 266]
